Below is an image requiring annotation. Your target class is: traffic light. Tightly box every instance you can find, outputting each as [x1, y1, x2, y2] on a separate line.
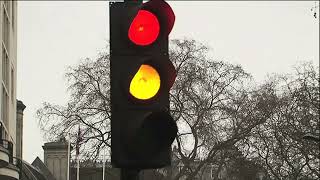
[110, 0, 177, 169]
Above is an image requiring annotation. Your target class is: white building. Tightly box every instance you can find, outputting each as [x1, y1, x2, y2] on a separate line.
[0, 1, 20, 179]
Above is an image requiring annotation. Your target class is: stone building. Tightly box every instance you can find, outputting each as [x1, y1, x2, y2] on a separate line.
[24, 139, 269, 180]
[42, 139, 69, 180]
[28, 138, 120, 180]
[0, 2, 46, 179]
[0, 1, 21, 179]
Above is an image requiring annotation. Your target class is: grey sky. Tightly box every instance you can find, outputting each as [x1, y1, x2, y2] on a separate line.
[17, 1, 319, 163]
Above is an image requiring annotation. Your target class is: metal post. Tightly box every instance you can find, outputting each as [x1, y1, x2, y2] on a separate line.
[67, 138, 71, 180]
[102, 151, 106, 180]
[77, 156, 80, 180]
[121, 169, 140, 180]
[103, 160, 105, 180]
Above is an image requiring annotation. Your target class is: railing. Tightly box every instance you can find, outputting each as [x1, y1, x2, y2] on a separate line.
[13, 157, 22, 177]
[70, 159, 113, 168]
[12, 157, 21, 167]
[0, 139, 14, 163]
[0, 139, 21, 178]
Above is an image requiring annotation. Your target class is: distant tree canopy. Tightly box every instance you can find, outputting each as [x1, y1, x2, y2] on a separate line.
[247, 62, 320, 180]
[37, 39, 319, 180]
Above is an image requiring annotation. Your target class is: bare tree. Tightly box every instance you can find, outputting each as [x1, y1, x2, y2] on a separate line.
[311, 1, 319, 19]
[37, 50, 111, 160]
[37, 39, 315, 180]
[36, 39, 271, 179]
[248, 62, 320, 180]
[167, 39, 276, 180]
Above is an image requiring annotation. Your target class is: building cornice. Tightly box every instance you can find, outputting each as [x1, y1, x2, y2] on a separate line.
[16, 100, 26, 112]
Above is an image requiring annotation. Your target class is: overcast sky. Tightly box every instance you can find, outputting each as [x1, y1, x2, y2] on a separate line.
[17, 1, 319, 163]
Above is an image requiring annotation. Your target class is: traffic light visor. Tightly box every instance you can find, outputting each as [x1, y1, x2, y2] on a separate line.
[141, 0, 175, 36]
[130, 64, 160, 100]
[128, 10, 160, 46]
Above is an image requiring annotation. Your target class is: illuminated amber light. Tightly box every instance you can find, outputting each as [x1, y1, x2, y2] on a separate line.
[130, 65, 160, 100]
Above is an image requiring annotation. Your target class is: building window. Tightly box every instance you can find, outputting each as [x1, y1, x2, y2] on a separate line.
[3, 1, 11, 20]
[0, 122, 8, 140]
[210, 165, 215, 179]
[2, 4, 10, 51]
[12, 1, 15, 30]
[1, 86, 9, 129]
[0, 122, 2, 139]
[11, 68, 14, 102]
[2, 47, 9, 87]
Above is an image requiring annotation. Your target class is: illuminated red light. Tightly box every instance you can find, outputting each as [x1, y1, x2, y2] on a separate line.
[128, 10, 160, 46]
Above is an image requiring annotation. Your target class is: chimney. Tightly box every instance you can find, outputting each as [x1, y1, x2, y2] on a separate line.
[16, 100, 26, 159]
[42, 137, 69, 180]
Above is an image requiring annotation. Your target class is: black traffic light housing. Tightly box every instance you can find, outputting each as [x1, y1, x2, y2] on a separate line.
[110, 0, 177, 169]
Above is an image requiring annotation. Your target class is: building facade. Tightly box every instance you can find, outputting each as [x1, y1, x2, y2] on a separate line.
[43, 139, 69, 180]
[0, 1, 20, 179]
[28, 139, 269, 180]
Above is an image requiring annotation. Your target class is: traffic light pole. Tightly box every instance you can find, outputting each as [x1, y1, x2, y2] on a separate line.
[121, 169, 140, 180]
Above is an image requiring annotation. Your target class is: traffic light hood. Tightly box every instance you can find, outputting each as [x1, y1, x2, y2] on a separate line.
[140, 0, 175, 36]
